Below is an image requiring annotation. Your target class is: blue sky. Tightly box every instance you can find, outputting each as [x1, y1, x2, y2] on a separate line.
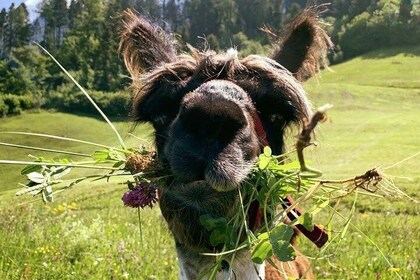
[1, 0, 44, 21]
[1, 1, 27, 9]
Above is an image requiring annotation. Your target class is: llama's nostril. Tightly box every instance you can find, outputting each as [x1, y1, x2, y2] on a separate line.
[169, 151, 207, 183]
[195, 169, 205, 181]
[180, 98, 246, 144]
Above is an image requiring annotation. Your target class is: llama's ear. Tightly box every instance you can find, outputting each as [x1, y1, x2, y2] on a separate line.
[119, 10, 177, 79]
[271, 7, 333, 81]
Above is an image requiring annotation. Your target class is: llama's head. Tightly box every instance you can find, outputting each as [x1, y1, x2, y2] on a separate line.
[120, 8, 332, 252]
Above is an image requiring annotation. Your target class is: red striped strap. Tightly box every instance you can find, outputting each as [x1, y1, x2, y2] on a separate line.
[248, 101, 328, 248]
[282, 195, 329, 248]
[249, 107, 269, 148]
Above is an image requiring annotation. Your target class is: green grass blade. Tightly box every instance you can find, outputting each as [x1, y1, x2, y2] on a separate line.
[339, 191, 357, 239]
[0, 131, 129, 154]
[34, 43, 127, 150]
[331, 206, 403, 280]
[0, 142, 91, 157]
[0, 160, 120, 171]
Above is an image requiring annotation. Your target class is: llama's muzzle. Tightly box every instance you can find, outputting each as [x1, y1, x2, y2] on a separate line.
[163, 80, 259, 191]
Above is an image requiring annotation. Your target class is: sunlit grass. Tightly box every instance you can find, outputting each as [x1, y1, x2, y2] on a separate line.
[299, 47, 420, 279]
[0, 184, 177, 280]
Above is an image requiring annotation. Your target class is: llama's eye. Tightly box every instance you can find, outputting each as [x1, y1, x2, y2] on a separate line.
[269, 114, 284, 124]
[153, 115, 168, 127]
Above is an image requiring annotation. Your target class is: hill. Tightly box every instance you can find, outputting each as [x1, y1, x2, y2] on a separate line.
[303, 47, 419, 278]
[305, 45, 419, 200]
[0, 112, 154, 192]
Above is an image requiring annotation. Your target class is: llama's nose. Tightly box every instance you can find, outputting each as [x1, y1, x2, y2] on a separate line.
[180, 98, 247, 144]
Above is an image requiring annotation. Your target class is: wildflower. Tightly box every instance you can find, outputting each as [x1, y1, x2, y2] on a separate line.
[68, 202, 78, 210]
[361, 213, 369, 219]
[122, 184, 158, 208]
[388, 267, 400, 272]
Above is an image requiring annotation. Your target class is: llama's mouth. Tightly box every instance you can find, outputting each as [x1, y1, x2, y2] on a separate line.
[168, 159, 253, 193]
[162, 180, 239, 215]
[165, 144, 256, 192]
[171, 177, 241, 193]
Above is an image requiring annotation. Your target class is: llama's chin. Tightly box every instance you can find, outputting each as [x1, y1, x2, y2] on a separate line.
[166, 152, 255, 192]
[204, 166, 246, 192]
[175, 162, 252, 193]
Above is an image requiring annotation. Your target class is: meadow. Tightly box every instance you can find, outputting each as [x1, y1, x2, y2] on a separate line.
[0, 47, 419, 279]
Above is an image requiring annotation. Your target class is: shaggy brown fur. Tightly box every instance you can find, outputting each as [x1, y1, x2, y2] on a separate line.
[120, 6, 332, 280]
[120, 10, 177, 81]
[266, 255, 315, 279]
[271, 7, 333, 81]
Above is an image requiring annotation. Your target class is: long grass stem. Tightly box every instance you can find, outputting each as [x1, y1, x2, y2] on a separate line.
[137, 208, 143, 248]
[330, 205, 403, 280]
[0, 160, 120, 170]
[0, 142, 91, 157]
[0, 131, 129, 154]
[35, 43, 127, 150]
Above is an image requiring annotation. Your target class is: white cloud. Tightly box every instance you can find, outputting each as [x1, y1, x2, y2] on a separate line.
[24, 0, 41, 21]
[25, 0, 41, 10]
[25, 0, 40, 6]
[25, 0, 71, 21]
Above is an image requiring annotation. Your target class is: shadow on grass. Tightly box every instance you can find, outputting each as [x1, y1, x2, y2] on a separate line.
[0, 108, 132, 123]
[48, 109, 132, 123]
[360, 45, 420, 59]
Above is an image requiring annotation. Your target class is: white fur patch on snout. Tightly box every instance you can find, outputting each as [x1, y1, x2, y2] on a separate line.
[205, 149, 254, 192]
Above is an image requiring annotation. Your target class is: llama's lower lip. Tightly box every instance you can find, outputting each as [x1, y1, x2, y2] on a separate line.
[173, 179, 235, 192]
[182, 179, 207, 186]
[189, 179, 239, 192]
[169, 179, 208, 189]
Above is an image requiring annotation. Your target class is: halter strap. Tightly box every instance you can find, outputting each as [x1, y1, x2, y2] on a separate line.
[249, 108, 269, 148]
[248, 104, 328, 248]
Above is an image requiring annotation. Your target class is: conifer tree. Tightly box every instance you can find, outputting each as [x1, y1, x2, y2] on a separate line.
[3, 4, 30, 56]
[0, 8, 6, 58]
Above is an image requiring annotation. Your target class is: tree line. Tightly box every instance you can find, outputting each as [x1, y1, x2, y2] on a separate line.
[0, 0, 418, 117]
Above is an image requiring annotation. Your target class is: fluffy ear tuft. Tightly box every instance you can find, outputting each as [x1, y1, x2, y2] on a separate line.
[119, 10, 177, 80]
[271, 6, 333, 81]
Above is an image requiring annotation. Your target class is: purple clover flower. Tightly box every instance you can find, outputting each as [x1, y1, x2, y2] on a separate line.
[122, 184, 158, 208]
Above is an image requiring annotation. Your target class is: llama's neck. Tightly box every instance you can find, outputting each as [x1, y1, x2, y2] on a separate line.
[176, 245, 265, 280]
[159, 184, 265, 279]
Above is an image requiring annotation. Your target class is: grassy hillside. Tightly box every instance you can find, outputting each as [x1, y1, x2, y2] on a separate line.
[305, 46, 419, 209]
[0, 47, 419, 279]
[302, 46, 420, 279]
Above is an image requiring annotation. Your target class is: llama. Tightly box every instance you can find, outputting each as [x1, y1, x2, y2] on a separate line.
[120, 7, 332, 279]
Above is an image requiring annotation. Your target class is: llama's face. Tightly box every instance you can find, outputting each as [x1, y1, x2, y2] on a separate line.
[135, 56, 310, 193]
[163, 79, 259, 191]
[120, 9, 332, 252]
[127, 52, 313, 250]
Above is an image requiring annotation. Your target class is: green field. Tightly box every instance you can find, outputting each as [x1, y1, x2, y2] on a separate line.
[302, 46, 420, 279]
[0, 47, 419, 279]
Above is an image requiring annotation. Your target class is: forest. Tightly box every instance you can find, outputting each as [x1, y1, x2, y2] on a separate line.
[0, 0, 418, 117]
